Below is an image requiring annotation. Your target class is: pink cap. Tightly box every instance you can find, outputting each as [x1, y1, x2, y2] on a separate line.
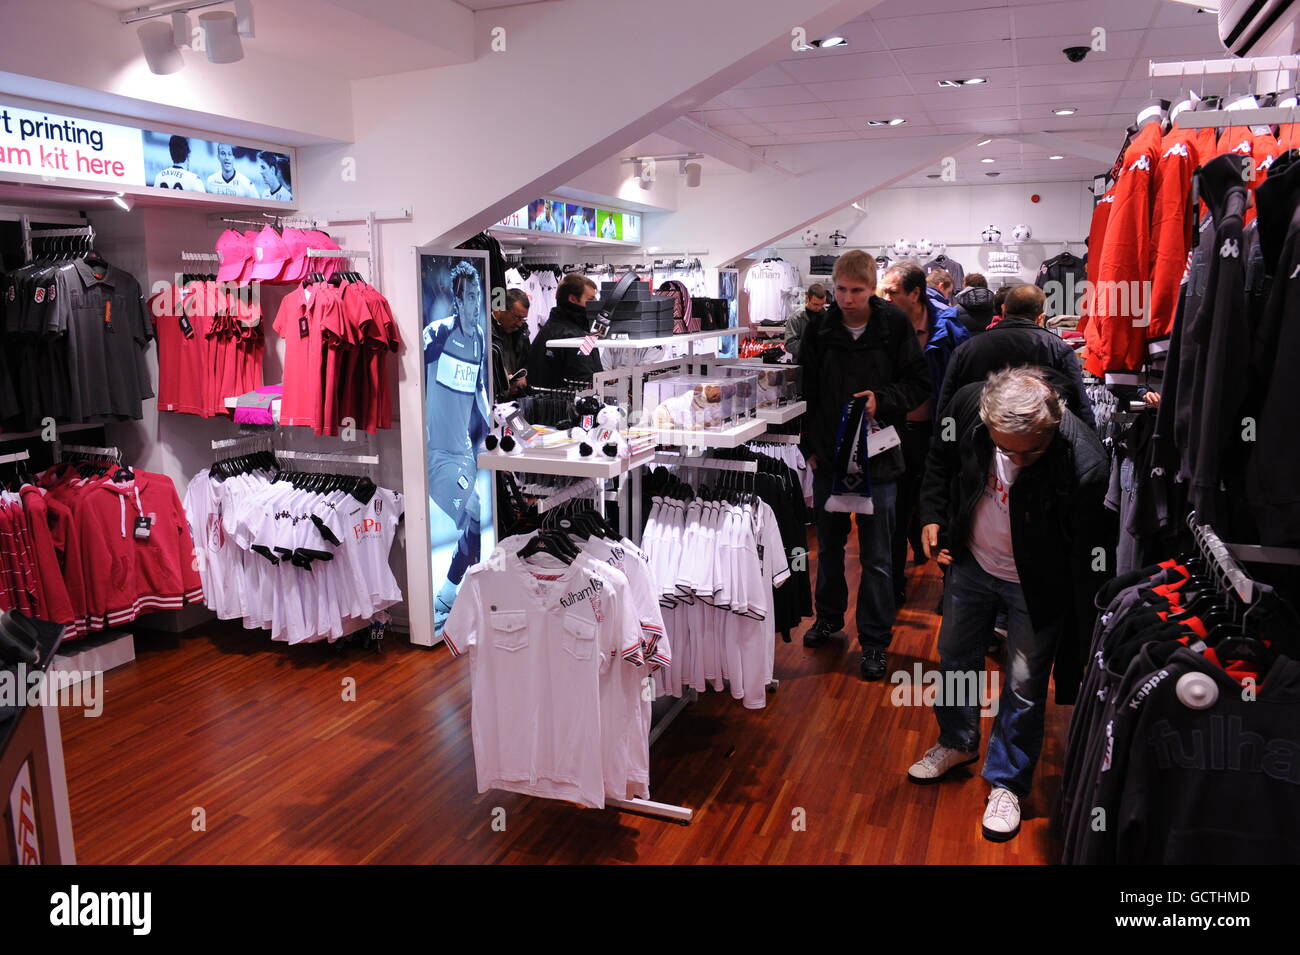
[303, 229, 341, 279]
[279, 228, 309, 283]
[250, 226, 290, 282]
[236, 231, 261, 285]
[215, 230, 253, 283]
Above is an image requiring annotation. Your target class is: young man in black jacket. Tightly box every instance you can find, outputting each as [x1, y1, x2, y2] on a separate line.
[527, 273, 600, 388]
[909, 367, 1109, 841]
[937, 284, 1095, 428]
[799, 250, 932, 680]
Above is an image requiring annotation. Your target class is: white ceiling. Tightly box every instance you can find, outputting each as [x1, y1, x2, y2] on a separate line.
[686, 0, 1231, 186]
[86, 0, 556, 78]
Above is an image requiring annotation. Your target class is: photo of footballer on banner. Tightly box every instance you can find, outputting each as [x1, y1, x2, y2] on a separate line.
[528, 198, 565, 234]
[418, 249, 496, 636]
[566, 204, 595, 236]
[142, 130, 293, 201]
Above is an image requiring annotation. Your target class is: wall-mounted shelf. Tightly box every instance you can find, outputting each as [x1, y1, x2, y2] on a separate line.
[549, 327, 748, 352]
[654, 417, 767, 449]
[477, 448, 653, 479]
[756, 401, 805, 424]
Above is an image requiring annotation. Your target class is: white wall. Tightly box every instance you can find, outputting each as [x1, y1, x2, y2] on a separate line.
[766, 180, 1096, 288]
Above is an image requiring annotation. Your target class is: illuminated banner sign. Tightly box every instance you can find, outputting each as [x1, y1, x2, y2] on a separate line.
[494, 197, 641, 243]
[0, 103, 295, 203]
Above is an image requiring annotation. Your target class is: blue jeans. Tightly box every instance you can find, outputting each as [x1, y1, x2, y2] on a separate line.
[812, 468, 897, 649]
[934, 552, 1058, 798]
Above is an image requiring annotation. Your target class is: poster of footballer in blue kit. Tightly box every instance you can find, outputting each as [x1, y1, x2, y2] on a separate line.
[418, 250, 496, 637]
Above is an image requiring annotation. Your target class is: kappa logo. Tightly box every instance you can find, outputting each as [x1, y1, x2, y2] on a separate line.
[33, 286, 45, 304]
[1232, 141, 1252, 154]
[1261, 154, 1277, 170]
[1129, 154, 1151, 172]
[1099, 194, 1115, 204]
[1164, 143, 1190, 159]
[1220, 238, 1241, 259]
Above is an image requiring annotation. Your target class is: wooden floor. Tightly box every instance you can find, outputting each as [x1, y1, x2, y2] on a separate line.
[60, 539, 1069, 864]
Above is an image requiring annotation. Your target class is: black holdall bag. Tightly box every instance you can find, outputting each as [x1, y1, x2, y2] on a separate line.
[586, 273, 676, 339]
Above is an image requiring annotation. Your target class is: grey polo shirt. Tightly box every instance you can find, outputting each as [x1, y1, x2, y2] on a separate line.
[50, 259, 154, 421]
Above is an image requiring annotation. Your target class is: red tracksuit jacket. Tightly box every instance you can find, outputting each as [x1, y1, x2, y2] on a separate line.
[66, 470, 203, 633]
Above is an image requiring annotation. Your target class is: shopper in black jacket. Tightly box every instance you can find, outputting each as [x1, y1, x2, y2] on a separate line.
[937, 283, 1095, 428]
[954, 273, 996, 333]
[527, 273, 601, 388]
[799, 250, 931, 680]
[909, 368, 1109, 841]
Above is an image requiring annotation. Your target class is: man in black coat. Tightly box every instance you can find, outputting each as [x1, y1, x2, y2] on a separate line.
[938, 283, 1095, 429]
[527, 273, 601, 388]
[909, 367, 1109, 842]
[799, 250, 931, 680]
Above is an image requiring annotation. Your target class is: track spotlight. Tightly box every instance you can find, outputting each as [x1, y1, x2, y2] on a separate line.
[137, 20, 183, 75]
[200, 10, 244, 63]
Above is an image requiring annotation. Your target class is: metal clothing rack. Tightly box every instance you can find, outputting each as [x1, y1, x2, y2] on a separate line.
[305, 249, 370, 260]
[278, 449, 379, 467]
[0, 449, 30, 466]
[652, 451, 757, 473]
[24, 224, 95, 265]
[181, 251, 221, 263]
[56, 442, 120, 464]
[533, 477, 603, 514]
[1188, 512, 1256, 604]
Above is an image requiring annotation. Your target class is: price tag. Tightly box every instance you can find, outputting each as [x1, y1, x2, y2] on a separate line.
[133, 516, 153, 540]
[298, 313, 310, 339]
[867, 425, 901, 458]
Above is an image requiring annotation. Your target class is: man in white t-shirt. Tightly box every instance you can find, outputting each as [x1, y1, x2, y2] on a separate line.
[909, 367, 1109, 844]
[205, 143, 261, 198]
[153, 135, 207, 192]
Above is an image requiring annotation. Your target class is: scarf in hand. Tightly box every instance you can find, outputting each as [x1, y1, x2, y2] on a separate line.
[825, 395, 873, 514]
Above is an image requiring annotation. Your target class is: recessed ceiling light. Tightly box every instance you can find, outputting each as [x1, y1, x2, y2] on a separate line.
[1049, 154, 1065, 160]
[811, 36, 848, 48]
[977, 138, 993, 146]
[867, 118, 907, 127]
[985, 171, 1001, 177]
[937, 80, 960, 88]
[981, 157, 996, 163]
[1053, 107, 1077, 116]
[962, 77, 987, 85]
[888, 117, 906, 126]
[926, 173, 942, 179]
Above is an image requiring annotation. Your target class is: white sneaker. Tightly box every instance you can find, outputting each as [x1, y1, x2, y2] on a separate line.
[907, 744, 978, 784]
[981, 788, 1021, 842]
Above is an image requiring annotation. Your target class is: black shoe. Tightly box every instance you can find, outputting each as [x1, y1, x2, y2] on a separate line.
[859, 647, 888, 681]
[803, 619, 840, 648]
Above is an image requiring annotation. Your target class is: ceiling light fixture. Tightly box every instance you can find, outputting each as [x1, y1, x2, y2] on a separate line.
[981, 157, 996, 163]
[1053, 107, 1077, 116]
[121, 1, 255, 72]
[866, 118, 907, 126]
[1049, 154, 1065, 160]
[811, 36, 849, 48]
[985, 171, 1001, 177]
[110, 194, 133, 211]
[977, 137, 994, 146]
[926, 173, 942, 179]
[938, 77, 987, 87]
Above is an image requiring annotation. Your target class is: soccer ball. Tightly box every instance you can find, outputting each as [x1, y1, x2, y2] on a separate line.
[980, 225, 1002, 244]
[915, 238, 935, 257]
[892, 238, 913, 256]
[1012, 223, 1033, 243]
[801, 229, 820, 248]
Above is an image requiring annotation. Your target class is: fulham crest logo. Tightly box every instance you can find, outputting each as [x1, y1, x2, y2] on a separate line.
[1220, 238, 1240, 259]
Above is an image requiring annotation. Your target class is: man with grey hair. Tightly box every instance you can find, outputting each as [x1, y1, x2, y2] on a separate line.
[909, 366, 1109, 842]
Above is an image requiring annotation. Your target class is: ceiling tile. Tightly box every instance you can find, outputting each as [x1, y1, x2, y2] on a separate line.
[689, 108, 752, 126]
[713, 85, 826, 108]
[740, 102, 835, 123]
[708, 123, 774, 139]
[762, 118, 857, 135]
[778, 50, 905, 84]
[1011, 0, 1158, 38]
[1017, 81, 1125, 106]
[874, 9, 1012, 49]
[916, 86, 1022, 110]
[1138, 24, 1233, 59]
[872, 0, 1010, 18]
[1013, 30, 1145, 66]
[730, 65, 798, 89]
[804, 76, 915, 101]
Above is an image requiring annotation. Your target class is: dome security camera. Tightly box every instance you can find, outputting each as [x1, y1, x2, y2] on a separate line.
[1063, 46, 1090, 63]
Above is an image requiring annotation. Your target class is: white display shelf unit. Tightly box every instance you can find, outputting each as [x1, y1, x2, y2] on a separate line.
[756, 400, 806, 424]
[476, 448, 653, 479]
[224, 395, 281, 423]
[548, 326, 749, 355]
[653, 416, 767, 450]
